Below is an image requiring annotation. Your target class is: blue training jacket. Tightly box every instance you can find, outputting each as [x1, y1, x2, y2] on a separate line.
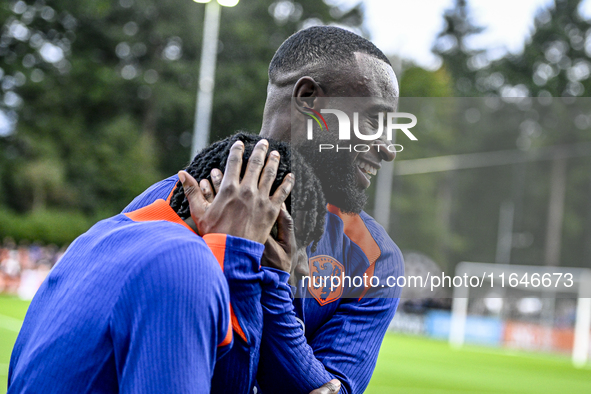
[122, 175, 404, 394]
[8, 199, 276, 394]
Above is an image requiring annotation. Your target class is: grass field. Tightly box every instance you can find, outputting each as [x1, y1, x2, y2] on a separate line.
[0, 295, 29, 392]
[1, 295, 590, 393]
[366, 334, 591, 393]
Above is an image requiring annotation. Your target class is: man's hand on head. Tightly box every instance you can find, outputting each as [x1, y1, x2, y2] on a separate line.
[178, 139, 294, 245]
[196, 164, 296, 274]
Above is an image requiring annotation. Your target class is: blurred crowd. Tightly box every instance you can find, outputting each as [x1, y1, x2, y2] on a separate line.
[0, 238, 67, 299]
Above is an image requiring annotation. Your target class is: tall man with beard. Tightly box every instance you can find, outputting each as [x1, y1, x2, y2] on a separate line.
[124, 26, 404, 394]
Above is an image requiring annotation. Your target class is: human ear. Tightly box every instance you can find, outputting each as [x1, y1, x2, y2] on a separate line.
[292, 77, 325, 112]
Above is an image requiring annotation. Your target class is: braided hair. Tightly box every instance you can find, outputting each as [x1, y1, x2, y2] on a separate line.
[170, 132, 326, 251]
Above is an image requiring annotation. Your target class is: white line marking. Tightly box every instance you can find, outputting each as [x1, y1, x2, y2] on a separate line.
[0, 314, 23, 333]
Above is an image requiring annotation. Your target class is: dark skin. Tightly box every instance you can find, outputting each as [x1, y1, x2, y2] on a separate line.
[261, 52, 400, 285]
[179, 142, 341, 394]
[181, 54, 397, 394]
[179, 140, 341, 394]
[261, 53, 399, 393]
[261, 52, 398, 190]
[178, 139, 293, 245]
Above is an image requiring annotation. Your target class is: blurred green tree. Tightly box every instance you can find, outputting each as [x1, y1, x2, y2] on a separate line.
[425, 0, 591, 269]
[432, 0, 485, 96]
[489, 0, 591, 99]
[388, 65, 464, 271]
[0, 0, 362, 243]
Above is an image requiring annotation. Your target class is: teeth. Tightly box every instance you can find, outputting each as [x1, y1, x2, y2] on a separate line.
[356, 161, 378, 176]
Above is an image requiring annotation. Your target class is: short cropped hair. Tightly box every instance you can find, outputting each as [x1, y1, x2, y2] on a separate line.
[269, 26, 391, 83]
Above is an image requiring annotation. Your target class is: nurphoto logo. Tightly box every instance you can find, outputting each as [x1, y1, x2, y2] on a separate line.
[302, 106, 418, 153]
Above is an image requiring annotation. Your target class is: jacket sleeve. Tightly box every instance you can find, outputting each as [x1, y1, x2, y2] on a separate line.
[257, 250, 403, 394]
[204, 234, 268, 394]
[123, 176, 268, 393]
[110, 239, 232, 394]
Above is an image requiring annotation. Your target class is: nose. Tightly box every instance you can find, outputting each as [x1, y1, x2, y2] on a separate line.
[374, 135, 396, 162]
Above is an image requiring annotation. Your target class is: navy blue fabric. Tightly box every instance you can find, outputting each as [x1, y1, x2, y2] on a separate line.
[121, 176, 404, 394]
[8, 207, 263, 393]
[257, 212, 403, 394]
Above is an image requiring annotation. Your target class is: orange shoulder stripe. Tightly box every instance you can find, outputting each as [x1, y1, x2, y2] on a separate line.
[165, 181, 179, 203]
[203, 234, 248, 344]
[126, 202, 241, 345]
[327, 204, 381, 300]
[218, 319, 233, 347]
[202, 234, 227, 271]
[124, 199, 195, 234]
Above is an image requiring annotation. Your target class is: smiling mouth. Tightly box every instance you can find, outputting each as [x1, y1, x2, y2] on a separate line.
[355, 159, 379, 179]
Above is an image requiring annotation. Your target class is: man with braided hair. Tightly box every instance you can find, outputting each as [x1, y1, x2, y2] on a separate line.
[165, 133, 333, 394]
[169, 133, 326, 255]
[123, 133, 336, 393]
[125, 26, 403, 394]
[8, 135, 329, 393]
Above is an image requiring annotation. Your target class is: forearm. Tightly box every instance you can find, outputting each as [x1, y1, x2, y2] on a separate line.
[203, 234, 264, 342]
[204, 234, 267, 394]
[258, 270, 346, 394]
[258, 272, 401, 394]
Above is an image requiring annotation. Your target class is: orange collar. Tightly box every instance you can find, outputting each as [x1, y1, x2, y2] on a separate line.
[124, 199, 196, 235]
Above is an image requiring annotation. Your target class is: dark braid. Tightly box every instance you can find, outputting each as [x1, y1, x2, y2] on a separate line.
[290, 150, 325, 252]
[170, 132, 326, 251]
[169, 133, 283, 218]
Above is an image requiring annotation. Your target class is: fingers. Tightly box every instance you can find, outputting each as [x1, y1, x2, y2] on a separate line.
[220, 140, 244, 191]
[259, 150, 280, 195]
[200, 179, 214, 203]
[211, 168, 223, 194]
[309, 379, 341, 394]
[262, 236, 280, 264]
[271, 173, 295, 205]
[200, 169, 223, 203]
[264, 235, 278, 249]
[261, 234, 291, 272]
[276, 207, 296, 255]
[178, 171, 207, 218]
[242, 139, 269, 186]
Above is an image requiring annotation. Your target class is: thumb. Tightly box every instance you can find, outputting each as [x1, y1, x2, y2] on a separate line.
[178, 171, 207, 220]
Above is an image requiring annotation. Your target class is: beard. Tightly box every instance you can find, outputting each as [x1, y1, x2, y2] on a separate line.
[297, 137, 367, 214]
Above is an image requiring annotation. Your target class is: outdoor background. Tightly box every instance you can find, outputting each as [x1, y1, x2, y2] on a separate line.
[1, 0, 591, 392]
